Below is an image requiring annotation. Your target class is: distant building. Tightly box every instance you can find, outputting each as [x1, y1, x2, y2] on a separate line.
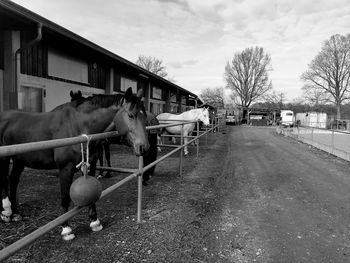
[0, 0, 200, 113]
[295, 112, 327, 128]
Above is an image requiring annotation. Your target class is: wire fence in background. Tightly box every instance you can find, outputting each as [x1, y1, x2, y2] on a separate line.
[278, 125, 350, 161]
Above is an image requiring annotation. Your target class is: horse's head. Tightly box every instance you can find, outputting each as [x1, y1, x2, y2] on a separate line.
[113, 88, 150, 156]
[199, 107, 210, 126]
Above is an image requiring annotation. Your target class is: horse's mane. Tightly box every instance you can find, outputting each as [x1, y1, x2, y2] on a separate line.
[74, 94, 124, 108]
[51, 90, 145, 115]
[126, 93, 144, 111]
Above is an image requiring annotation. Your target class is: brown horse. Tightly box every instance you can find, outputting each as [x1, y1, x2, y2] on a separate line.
[98, 111, 159, 185]
[0, 88, 149, 240]
[70, 91, 159, 185]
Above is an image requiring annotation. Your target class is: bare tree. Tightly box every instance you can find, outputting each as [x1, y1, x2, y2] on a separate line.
[136, 55, 170, 79]
[224, 46, 273, 119]
[301, 84, 330, 111]
[301, 34, 350, 119]
[263, 91, 286, 110]
[199, 87, 225, 109]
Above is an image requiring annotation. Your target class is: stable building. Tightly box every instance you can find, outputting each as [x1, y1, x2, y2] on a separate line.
[0, 0, 200, 113]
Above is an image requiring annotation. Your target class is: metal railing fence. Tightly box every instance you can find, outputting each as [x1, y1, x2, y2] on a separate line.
[0, 120, 218, 261]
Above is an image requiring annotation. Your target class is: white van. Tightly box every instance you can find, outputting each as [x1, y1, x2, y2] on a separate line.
[280, 110, 294, 127]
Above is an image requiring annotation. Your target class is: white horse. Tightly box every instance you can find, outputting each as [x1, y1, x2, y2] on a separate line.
[156, 108, 210, 155]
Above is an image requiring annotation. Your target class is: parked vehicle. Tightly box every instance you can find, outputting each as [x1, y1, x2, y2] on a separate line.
[280, 110, 294, 127]
[226, 110, 236, 125]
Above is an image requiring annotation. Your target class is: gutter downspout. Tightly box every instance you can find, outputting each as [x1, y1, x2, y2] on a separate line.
[13, 23, 43, 109]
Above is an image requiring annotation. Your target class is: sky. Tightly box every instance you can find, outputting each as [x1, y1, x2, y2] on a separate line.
[10, 0, 350, 102]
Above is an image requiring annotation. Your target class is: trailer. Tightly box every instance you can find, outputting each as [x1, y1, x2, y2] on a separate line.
[280, 110, 295, 127]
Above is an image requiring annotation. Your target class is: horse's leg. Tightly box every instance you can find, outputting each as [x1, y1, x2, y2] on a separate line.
[89, 142, 100, 178]
[97, 142, 104, 178]
[85, 143, 103, 231]
[88, 203, 103, 232]
[0, 158, 12, 222]
[8, 160, 24, 221]
[184, 130, 189, 156]
[142, 133, 158, 186]
[58, 163, 75, 241]
[103, 141, 112, 178]
[190, 130, 197, 146]
[157, 134, 162, 152]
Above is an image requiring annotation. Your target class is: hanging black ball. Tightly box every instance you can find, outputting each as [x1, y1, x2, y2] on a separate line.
[70, 175, 102, 206]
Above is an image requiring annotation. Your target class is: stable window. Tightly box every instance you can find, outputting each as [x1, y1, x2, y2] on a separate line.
[170, 104, 178, 113]
[150, 102, 165, 115]
[152, 87, 162, 100]
[0, 32, 4, 70]
[18, 86, 43, 112]
[121, 76, 137, 93]
[170, 92, 177, 103]
[181, 95, 187, 105]
[48, 48, 88, 84]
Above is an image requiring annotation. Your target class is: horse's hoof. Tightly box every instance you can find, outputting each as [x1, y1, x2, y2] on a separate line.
[157, 147, 162, 152]
[184, 152, 189, 156]
[1, 214, 11, 223]
[92, 224, 103, 232]
[2, 198, 12, 222]
[62, 233, 75, 241]
[61, 226, 75, 241]
[90, 219, 103, 232]
[12, 214, 22, 222]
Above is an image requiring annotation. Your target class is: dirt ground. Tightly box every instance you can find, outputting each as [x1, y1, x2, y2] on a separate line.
[2, 126, 350, 262]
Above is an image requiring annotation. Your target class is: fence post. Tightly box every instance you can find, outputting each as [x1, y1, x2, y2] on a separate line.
[215, 117, 218, 133]
[205, 126, 208, 145]
[179, 123, 184, 177]
[297, 125, 300, 140]
[196, 121, 199, 158]
[331, 130, 335, 155]
[137, 156, 143, 223]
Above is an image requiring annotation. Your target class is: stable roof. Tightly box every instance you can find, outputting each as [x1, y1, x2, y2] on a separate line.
[0, 0, 198, 99]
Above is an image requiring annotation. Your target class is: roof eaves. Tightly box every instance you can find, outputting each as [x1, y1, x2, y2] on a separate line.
[1, 0, 198, 98]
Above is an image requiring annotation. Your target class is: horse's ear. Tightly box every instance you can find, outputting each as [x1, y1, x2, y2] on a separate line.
[137, 88, 143, 98]
[124, 87, 133, 101]
[78, 90, 82, 97]
[70, 90, 73, 98]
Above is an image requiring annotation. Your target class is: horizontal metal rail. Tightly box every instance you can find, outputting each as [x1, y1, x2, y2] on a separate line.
[96, 166, 137, 174]
[0, 121, 197, 158]
[0, 120, 217, 261]
[0, 131, 117, 158]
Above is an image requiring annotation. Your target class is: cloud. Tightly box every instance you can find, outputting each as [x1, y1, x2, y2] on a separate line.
[10, 0, 350, 100]
[153, 0, 192, 12]
[169, 59, 198, 69]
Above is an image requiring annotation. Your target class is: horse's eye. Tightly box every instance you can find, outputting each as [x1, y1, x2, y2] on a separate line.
[128, 114, 134, 119]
